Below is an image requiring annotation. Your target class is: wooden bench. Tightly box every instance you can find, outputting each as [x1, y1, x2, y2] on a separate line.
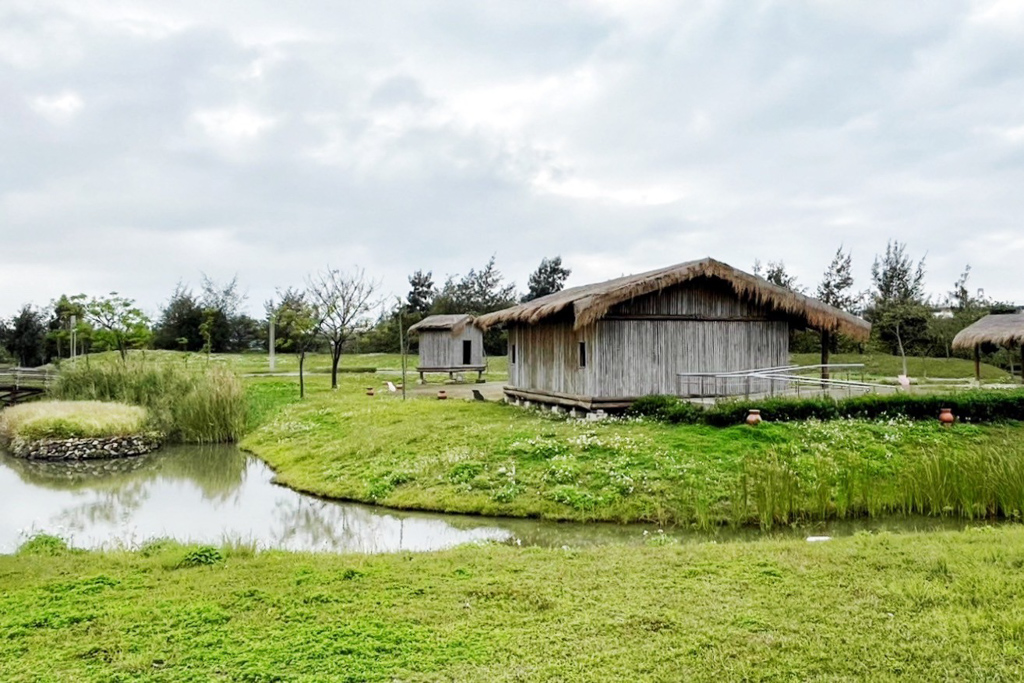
[416, 366, 486, 383]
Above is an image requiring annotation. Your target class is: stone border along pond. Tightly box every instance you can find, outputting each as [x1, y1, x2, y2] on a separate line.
[8, 434, 163, 460]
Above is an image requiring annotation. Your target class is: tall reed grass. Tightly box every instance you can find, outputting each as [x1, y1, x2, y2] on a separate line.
[50, 360, 246, 443]
[727, 433, 1024, 530]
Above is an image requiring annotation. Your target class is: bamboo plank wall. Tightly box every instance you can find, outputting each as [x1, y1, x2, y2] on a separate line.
[417, 327, 485, 368]
[508, 280, 789, 398]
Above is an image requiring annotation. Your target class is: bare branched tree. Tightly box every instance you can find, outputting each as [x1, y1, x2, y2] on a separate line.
[307, 266, 382, 389]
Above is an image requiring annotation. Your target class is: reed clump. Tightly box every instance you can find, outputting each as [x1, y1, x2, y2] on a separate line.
[50, 360, 246, 443]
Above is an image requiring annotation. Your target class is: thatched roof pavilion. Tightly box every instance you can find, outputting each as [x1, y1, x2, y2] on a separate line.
[476, 257, 871, 340]
[952, 313, 1024, 383]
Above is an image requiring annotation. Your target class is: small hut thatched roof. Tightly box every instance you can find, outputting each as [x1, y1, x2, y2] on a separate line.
[476, 257, 871, 340]
[408, 314, 475, 336]
[952, 313, 1024, 349]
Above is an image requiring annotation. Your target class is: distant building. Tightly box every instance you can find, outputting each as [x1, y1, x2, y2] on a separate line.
[476, 258, 871, 410]
[407, 315, 486, 381]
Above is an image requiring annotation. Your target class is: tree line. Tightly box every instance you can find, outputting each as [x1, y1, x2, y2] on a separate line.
[757, 241, 1017, 370]
[0, 256, 572, 390]
[2, 246, 1018, 376]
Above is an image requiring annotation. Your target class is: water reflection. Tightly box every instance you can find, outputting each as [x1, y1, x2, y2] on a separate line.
[0, 446, 997, 554]
[0, 446, 515, 553]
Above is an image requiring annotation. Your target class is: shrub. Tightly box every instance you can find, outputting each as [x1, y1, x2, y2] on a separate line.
[16, 534, 70, 556]
[628, 395, 703, 424]
[177, 546, 224, 568]
[631, 390, 1024, 426]
[50, 359, 246, 443]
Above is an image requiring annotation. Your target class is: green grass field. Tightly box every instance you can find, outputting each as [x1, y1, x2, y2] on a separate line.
[242, 373, 1024, 528]
[8, 350, 1024, 680]
[4, 527, 1024, 681]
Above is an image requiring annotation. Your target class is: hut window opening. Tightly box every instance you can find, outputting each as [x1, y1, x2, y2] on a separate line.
[578, 341, 587, 368]
[511, 344, 517, 364]
[462, 340, 472, 365]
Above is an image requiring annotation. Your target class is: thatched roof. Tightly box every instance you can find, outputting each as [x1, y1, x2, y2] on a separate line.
[475, 257, 871, 340]
[408, 314, 475, 336]
[952, 313, 1024, 349]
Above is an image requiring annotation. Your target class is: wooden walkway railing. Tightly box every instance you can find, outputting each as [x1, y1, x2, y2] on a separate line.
[0, 368, 57, 407]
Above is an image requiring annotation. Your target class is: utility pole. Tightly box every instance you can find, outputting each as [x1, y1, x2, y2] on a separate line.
[269, 314, 276, 372]
[397, 299, 407, 400]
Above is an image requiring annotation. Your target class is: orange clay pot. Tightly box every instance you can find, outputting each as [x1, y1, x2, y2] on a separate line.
[746, 409, 762, 426]
[939, 408, 954, 425]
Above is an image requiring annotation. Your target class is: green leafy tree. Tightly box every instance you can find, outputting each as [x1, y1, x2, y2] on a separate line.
[816, 247, 857, 312]
[266, 288, 311, 353]
[432, 256, 518, 315]
[406, 270, 436, 315]
[45, 294, 88, 360]
[929, 265, 991, 358]
[153, 284, 205, 352]
[79, 293, 152, 362]
[523, 256, 571, 302]
[431, 256, 518, 354]
[273, 292, 321, 399]
[866, 241, 931, 367]
[4, 305, 49, 367]
[199, 274, 261, 352]
[810, 246, 860, 356]
[754, 259, 803, 292]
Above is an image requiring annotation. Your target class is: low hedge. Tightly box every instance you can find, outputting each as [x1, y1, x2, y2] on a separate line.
[628, 390, 1024, 426]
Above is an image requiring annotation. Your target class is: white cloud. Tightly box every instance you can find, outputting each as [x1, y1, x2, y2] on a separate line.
[193, 106, 276, 142]
[30, 91, 83, 123]
[2, 0, 1024, 318]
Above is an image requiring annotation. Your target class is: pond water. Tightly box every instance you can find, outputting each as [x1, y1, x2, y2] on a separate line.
[0, 445, 985, 554]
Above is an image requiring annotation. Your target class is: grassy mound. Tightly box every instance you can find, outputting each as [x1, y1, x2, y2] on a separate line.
[0, 401, 149, 444]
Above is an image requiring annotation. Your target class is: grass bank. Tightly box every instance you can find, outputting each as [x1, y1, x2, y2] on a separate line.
[52, 358, 245, 443]
[4, 527, 1024, 681]
[0, 401, 148, 444]
[242, 375, 1024, 528]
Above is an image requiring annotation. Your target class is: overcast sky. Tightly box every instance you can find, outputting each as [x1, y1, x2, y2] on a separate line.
[2, 0, 1023, 319]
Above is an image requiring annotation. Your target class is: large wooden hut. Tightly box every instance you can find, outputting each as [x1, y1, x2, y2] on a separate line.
[476, 258, 871, 410]
[408, 314, 486, 381]
[952, 312, 1024, 383]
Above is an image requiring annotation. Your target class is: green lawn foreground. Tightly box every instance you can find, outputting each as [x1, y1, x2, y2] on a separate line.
[241, 375, 1024, 528]
[3, 527, 1024, 681]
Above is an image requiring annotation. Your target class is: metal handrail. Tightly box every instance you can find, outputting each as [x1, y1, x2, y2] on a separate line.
[676, 363, 885, 399]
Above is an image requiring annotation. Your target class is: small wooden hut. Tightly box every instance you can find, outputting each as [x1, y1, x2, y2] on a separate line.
[476, 257, 871, 410]
[408, 314, 486, 381]
[952, 312, 1024, 383]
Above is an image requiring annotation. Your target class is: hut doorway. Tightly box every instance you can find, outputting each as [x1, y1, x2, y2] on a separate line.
[463, 340, 473, 365]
